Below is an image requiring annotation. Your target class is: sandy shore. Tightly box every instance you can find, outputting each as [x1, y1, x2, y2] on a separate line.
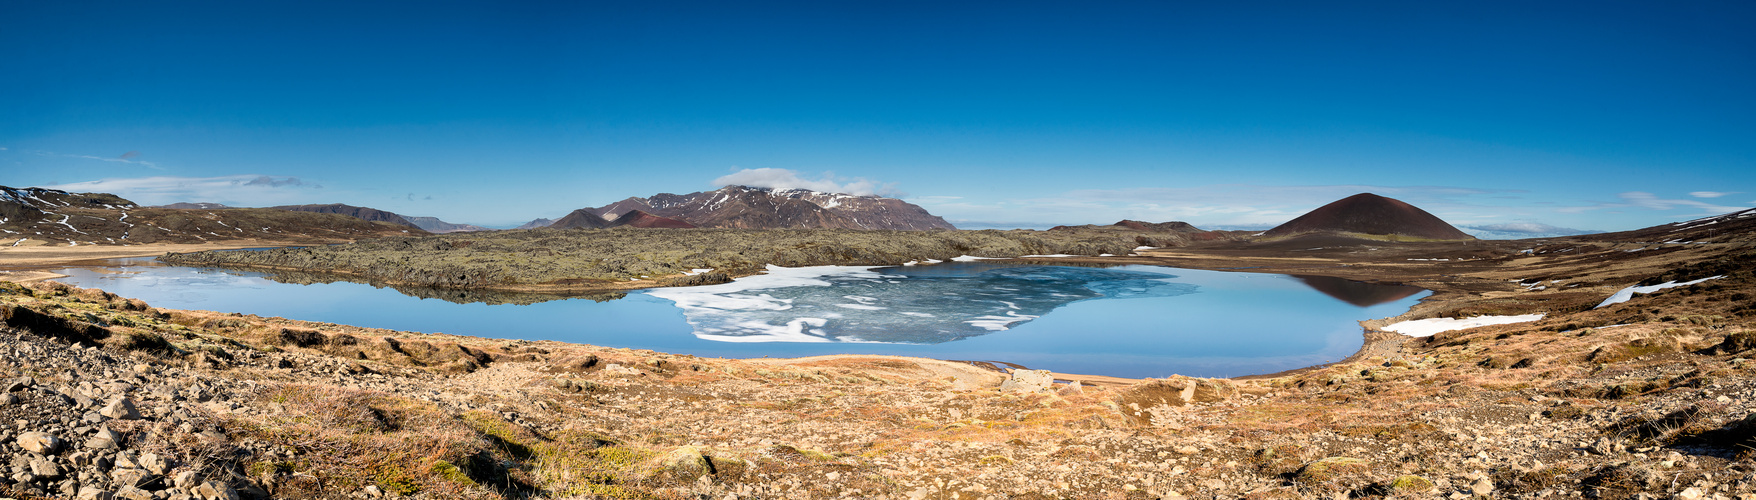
[0, 241, 299, 282]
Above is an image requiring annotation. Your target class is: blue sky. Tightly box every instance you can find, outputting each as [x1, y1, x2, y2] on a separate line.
[4, 1, 1753, 233]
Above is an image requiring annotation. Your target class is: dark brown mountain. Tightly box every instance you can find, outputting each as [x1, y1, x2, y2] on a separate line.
[0, 186, 423, 245]
[580, 185, 954, 230]
[612, 210, 696, 228]
[1263, 193, 1474, 241]
[1572, 207, 1756, 244]
[550, 209, 694, 229]
[550, 209, 615, 229]
[269, 204, 419, 228]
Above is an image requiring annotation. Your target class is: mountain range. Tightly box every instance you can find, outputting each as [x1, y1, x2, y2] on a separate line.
[536, 185, 955, 231]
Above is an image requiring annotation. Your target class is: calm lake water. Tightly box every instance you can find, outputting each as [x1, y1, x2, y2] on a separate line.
[51, 259, 1426, 378]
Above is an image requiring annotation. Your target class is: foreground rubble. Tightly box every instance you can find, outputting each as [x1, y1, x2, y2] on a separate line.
[1, 247, 1755, 499]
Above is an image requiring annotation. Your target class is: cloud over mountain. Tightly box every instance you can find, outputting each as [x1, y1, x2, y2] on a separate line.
[712, 168, 896, 197]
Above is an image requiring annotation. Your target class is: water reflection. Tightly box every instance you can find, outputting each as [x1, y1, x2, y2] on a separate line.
[1290, 275, 1424, 307]
[256, 270, 625, 305]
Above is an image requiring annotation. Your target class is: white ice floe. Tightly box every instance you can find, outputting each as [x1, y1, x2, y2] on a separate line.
[834, 303, 887, 311]
[951, 255, 1008, 262]
[1593, 276, 1726, 309]
[899, 312, 935, 318]
[966, 311, 1039, 331]
[1383, 314, 1546, 337]
[1133, 246, 1158, 251]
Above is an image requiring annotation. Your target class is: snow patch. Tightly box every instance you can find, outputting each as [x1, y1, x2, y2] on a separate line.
[1593, 276, 1725, 309]
[1383, 314, 1546, 337]
[951, 255, 1008, 262]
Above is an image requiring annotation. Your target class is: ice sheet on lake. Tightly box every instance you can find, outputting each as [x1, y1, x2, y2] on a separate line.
[645, 263, 1199, 344]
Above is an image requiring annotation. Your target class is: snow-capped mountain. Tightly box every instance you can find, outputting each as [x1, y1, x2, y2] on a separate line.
[573, 185, 955, 230]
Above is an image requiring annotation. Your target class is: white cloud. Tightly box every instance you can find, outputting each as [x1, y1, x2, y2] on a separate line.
[1690, 191, 1734, 198]
[712, 168, 897, 196]
[1616, 191, 1748, 214]
[46, 151, 164, 170]
[42, 175, 322, 207]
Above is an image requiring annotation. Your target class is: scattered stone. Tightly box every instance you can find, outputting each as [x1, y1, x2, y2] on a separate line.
[100, 397, 142, 420]
[1471, 477, 1495, 495]
[115, 484, 154, 500]
[17, 431, 64, 454]
[173, 470, 202, 491]
[86, 426, 122, 450]
[29, 457, 63, 479]
[77, 486, 113, 500]
[192, 481, 239, 500]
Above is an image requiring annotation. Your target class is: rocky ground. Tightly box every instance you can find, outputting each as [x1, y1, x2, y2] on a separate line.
[2, 241, 1755, 499]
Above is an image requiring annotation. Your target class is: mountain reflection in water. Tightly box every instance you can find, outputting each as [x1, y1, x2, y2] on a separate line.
[1290, 275, 1424, 307]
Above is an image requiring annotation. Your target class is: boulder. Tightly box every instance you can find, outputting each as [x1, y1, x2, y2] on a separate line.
[101, 397, 142, 420]
[17, 431, 64, 455]
[999, 369, 1054, 393]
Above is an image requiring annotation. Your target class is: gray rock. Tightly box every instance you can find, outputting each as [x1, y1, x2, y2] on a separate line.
[77, 486, 113, 500]
[192, 480, 239, 500]
[999, 369, 1055, 393]
[138, 453, 171, 475]
[0, 393, 17, 405]
[100, 398, 141, 420]
[110, 468, 150, 488]
[86, 427, 122, 450]
[115, 484, 154, 500]
[172, 470, 202, 491]
[30, 457, 63, 479]
[1471, 477, 1495, 495]
[17, 431, 64, 455]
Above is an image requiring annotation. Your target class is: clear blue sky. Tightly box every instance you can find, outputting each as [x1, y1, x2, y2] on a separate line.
[4, 1, 1753, 232]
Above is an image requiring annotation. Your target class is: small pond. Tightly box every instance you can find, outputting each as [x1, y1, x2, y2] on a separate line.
[50, 259, 1425, 378]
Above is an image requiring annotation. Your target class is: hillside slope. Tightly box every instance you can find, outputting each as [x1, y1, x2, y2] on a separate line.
[1, 186, 424, 245]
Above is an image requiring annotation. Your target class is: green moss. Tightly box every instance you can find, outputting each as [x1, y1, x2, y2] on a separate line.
[428, 461, 476, 485]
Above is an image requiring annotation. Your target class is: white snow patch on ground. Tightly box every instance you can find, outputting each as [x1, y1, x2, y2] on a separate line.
[1594, 276, 1726, 309]
[683, 268, 715, 276]
[1383, 314, 1546, 337]
[1133, 246, 1158, 251]
[951, 255, 1008, 262]
[1021, 254, 1080, 258]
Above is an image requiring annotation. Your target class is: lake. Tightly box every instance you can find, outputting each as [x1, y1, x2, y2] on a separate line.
[50, 259, 1426, 379]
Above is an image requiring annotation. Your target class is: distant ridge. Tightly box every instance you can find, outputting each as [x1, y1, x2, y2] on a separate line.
[270, 204, 420, 229]
[152, 202, 233, 210]
[514, 218, 555, 230]
[1263, 193, 1474, 241]
[403, 216, 491, 233]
